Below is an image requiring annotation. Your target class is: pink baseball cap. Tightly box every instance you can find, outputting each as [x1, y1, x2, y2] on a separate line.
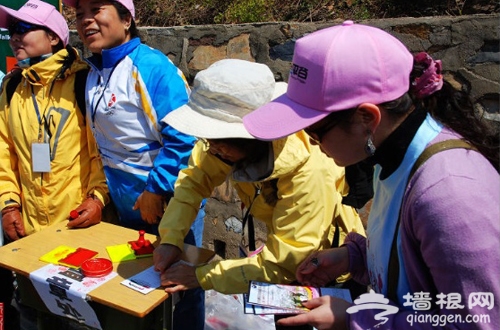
[243, 20, 414, 140]
[63, 0, 136, 19]
[0, 0, 69, 46]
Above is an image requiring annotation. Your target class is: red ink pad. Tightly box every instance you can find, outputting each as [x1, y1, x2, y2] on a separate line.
[81, 258, 113, 277]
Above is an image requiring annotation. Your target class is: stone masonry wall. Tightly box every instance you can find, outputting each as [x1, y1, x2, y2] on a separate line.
[70, 15, 499, 258]
[70, 14, 500, 119]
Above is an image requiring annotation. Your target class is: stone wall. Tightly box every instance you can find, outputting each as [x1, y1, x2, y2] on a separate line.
[70, 15, 499, 257]
[71, 14, 499, 120]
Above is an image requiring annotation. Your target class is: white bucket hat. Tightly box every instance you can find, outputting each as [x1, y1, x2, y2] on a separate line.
[163, 59, 286, 139]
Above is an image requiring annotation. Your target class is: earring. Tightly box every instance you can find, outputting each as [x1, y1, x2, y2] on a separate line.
[365, 133, 376, 156]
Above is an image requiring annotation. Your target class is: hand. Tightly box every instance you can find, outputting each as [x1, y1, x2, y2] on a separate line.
[132, 190, 165, 224]
[2, 206, 25, 241]
[153, 243, 182, 273]
[161, 261, 201, 293]
[67, 197, 104, 229]
[296, 247, 349, 287]
[276, 296, 350, 330]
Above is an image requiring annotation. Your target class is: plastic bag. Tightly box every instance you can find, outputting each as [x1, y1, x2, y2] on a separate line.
[204, 290, 275, 330]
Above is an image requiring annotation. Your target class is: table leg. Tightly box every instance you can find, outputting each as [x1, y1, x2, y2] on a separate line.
[162, 295, 173, 330]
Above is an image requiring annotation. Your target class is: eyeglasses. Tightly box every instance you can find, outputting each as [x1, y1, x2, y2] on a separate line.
[304, 118, 340, 144]
[8, 21, 43, 36]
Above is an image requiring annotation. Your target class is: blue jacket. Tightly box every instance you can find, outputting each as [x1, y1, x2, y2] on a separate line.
[85, 38, 195, 230]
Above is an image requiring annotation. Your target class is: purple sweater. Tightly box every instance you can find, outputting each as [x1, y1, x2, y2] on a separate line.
[345, 129, 500, 329]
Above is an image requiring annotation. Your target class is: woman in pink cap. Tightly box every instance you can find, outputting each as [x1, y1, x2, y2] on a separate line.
[0, 0, 108, 241]
[244, 21, 499, 329]
[63, 0, 206, 328]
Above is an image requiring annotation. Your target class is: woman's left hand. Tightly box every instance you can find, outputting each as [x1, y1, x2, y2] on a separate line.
[160, 261, 201, 293]
[133, 190, 164, 224]
[276, 296, 350, 330]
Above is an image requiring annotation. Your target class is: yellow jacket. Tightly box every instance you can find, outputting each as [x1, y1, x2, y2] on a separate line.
[0, 47, 109, 236]
[159, 131, 364, 293]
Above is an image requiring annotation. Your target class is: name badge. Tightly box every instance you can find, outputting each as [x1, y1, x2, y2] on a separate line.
[32, 143, 51, 172]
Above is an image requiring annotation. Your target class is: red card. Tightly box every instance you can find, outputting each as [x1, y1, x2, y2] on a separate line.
[58, 247, 98, 268]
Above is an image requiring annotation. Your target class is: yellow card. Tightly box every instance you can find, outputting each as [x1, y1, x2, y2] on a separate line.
[106, 244, 136, 262]
[39, 245, 76, 264]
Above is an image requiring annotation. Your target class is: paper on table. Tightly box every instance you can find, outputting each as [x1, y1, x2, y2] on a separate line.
[121, 265, 162, 294]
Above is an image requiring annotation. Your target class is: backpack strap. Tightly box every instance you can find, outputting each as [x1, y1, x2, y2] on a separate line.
[331, 220, 340, 248]
[5, 70, 23, 106]
[74, 68, 89, 121]
[386, 139, 476, 302]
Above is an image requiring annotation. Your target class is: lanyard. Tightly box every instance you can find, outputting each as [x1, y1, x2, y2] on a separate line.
[31, 83, 55, 142]
[90, 62, 120, 126]
[241, 187, 261, 252]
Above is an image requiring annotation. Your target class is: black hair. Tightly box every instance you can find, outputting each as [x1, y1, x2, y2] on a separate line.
[386, 64, 500, 171]
[49, 31, 65, 53]
[111, 1, 141, 40]
[426, 84, 498, 170]
[377, 82, 499, 171]
[57, 45, 79, 79]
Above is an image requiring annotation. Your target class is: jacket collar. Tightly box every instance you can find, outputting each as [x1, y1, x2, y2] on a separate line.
[368, 106, 427, 180]
[232, 132, 312, 182]
[87, 37, 141, 70]
[22, 47, 84, 86]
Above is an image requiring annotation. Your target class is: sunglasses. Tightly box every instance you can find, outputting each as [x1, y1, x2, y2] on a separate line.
[304, 118, 340, 144]
[8, 21, 44, 36]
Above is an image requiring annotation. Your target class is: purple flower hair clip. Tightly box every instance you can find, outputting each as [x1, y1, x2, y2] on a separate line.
[411, 52, 443, 98]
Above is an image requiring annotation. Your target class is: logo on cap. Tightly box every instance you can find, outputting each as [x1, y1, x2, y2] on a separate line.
[290, 64, 308, 83]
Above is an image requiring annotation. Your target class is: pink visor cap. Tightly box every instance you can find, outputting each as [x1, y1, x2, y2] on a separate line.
[0, 0, 69, 46]
[63, 0, 136, 19]
[243, 20, 414, 141]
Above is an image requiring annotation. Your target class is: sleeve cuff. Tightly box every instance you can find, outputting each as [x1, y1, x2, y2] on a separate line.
[196, 264, 213, 290]
[159, 230, 185, 249]
[89, 190, 109, 206]
[0, 193, 21, 210]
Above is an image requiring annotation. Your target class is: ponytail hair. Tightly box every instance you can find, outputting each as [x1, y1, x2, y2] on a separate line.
[384, 52, 499, 171]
